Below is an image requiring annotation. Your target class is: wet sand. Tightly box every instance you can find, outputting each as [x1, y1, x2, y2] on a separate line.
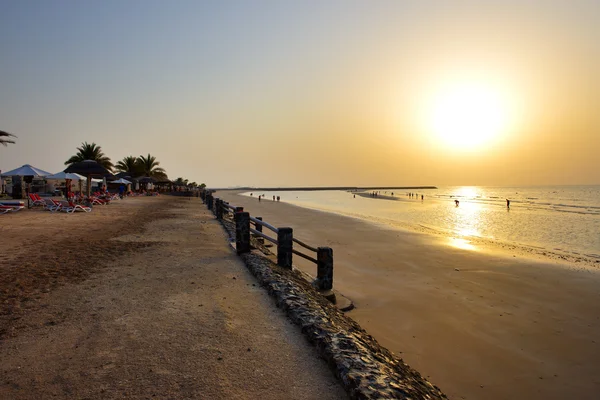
[217, 191, 600, 400]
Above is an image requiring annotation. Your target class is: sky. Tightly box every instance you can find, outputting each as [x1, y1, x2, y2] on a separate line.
[1, 0, 598, 187]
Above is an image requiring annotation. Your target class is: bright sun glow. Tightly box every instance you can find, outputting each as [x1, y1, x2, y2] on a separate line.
[427, 83, 511, 151]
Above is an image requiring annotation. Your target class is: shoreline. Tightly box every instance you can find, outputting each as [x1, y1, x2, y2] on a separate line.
[238, 190, 600, 270]
[216, 190, 600, 400]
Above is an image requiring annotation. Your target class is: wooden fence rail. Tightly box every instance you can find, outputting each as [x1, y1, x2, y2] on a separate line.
[203, 191, 333, 292]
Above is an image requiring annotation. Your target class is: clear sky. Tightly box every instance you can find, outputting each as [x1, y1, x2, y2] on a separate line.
[1, 0, 598, 187]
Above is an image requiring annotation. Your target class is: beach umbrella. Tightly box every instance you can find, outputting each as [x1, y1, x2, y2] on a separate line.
[138, 176, 155, 183]
[112, 178, 132, 184]
[1, 164, 51, 177]
[64, 160, 112, 197]
[46, 172, 83, 198]
[138, 176, 155, 191]
[45, 172, 82, 180]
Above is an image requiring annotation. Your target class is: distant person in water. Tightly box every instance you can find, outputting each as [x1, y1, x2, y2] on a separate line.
[277, 196, 280, 202]
[258, 195, 261, 202]
[421, 194, 424, 201]
[506, 199, 510, 208]
[455, 199, 459, 207]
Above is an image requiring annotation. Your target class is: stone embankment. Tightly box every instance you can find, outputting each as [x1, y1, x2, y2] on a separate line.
[220, 219, 447, 400]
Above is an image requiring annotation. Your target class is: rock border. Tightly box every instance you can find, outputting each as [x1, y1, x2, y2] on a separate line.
[220, 219, 447, 399]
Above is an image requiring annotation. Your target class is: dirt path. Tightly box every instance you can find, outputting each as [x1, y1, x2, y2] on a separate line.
[0, 197, 346, 399]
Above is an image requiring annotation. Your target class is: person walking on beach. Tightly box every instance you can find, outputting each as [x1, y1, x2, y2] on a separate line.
[455, 199, 460, 207]
[277, 196, 280, 202]
[506, 199, 510, 209]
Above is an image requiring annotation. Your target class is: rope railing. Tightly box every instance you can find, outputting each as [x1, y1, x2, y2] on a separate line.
[202, 190, 334, 293]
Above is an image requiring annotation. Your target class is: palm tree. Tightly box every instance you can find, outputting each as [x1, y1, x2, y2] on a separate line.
[65, 142, 113, 171]
[0, 130, 16, 146]
[137, 154, 166, 179]
[115, 156, 141, 176]
[174, 177, 188, 186]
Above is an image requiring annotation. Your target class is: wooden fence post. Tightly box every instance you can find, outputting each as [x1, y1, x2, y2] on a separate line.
[277, 227, 293, 268]
[255, 217, 264, 244]
[215, 198, 223, 220]
[316, 247, 334, 290]
[235, 211, 250, 254]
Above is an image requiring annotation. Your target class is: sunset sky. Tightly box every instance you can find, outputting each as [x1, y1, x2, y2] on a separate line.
[1, 0, 598, 187]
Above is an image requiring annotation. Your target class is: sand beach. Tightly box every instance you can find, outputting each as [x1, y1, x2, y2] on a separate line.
[0, 196, 346, 399]
[216, 190, 600, 400]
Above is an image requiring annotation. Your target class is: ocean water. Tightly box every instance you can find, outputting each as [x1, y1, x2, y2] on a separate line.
[243, 186, 600, 264]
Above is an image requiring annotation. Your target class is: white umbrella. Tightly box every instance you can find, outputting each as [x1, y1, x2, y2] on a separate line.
[1, 164, 51, 177]
[112, 178, 132, 184]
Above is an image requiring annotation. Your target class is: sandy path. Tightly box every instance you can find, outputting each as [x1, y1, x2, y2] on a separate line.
[0, 197, 346, 399]
[216, 191, 600, 400]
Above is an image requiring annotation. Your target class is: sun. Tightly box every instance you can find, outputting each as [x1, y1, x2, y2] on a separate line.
[426, 83, 510, 151]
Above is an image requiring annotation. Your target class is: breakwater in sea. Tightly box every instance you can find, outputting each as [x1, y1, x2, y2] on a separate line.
[210, 186, 437, 191]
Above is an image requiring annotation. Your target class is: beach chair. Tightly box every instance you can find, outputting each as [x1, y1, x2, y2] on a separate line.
[54, 200, 73, 213]
[61, 200, 91, 213]
[70, 201, 91, 212]
[89, 196, 109, 205]
[28, 193, 46, 207]
[0, 204, 25, 214]
[43, 198, 62, 212]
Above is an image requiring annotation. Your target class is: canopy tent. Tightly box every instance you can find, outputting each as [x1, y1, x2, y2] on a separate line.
[1, 164, 51, 177]
[1, 164, 52, 202]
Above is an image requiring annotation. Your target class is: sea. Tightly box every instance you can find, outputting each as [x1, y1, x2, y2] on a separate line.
[243, 186, 600, 266]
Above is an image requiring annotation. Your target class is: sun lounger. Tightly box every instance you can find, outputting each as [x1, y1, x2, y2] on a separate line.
[68, 201, 91, 212]
[0, 203, 25, 214]
[43, 198, 62, 212]
[89, 196, 109, 205]
[28, 193, 46, 207]
[54, 200, 91, 213]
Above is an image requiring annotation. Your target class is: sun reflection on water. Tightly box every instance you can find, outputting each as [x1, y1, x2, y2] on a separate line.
[448, 194, 485, 251]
